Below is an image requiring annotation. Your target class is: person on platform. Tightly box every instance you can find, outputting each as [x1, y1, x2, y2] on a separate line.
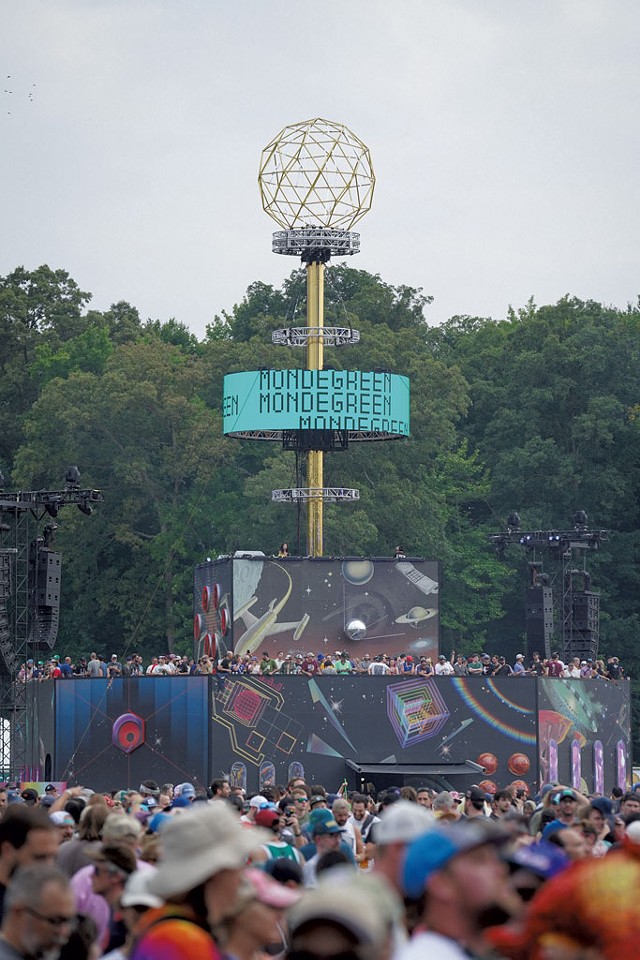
[367, 656, 390, 676]
[435, 654, 454, 676]
[277, 543, 290, 558]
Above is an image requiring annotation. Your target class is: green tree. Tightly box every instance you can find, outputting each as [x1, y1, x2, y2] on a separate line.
[14, 335, 228, 656]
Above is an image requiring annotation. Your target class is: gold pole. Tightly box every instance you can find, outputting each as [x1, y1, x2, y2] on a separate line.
[306, 260, 324, 556]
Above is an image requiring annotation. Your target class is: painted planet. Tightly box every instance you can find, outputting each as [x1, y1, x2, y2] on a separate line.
[508, 753, 531, 777]
[477, 752, 498, 776]
[342, 560, 375, 585]
[479, 780, 497, 795]
[395, 606, 437, 626]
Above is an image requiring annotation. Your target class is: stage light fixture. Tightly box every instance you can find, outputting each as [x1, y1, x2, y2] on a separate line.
[507, 511, 521, 532]
[65, 465, 81, 489]
[573, 510, 588, 530]
[44, 503, 58, 519]
[77, 501, 93, 516]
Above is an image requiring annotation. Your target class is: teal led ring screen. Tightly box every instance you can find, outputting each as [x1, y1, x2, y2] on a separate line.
[223, 369, 410, 439]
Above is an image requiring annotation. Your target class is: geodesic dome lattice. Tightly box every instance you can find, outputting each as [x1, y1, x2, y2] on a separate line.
[259, 118, 375, 231]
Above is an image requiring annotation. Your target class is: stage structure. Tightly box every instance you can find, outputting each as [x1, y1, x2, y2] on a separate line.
[31, 675, 631, 798]
[0, 472, 103, 779]
[490, 512, 608, 663]
[193, 554, 440, 663]
[223, 118, 409, 557]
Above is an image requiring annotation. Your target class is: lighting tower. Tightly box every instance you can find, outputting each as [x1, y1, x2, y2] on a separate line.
[223, 119, 409, 556]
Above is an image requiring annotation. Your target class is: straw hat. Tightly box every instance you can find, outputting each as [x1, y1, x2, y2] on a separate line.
[148, 802, 268, 900]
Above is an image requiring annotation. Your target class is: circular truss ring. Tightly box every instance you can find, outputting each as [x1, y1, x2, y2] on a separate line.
[271, 326, 360, 347]
[272, 487, 360, 503]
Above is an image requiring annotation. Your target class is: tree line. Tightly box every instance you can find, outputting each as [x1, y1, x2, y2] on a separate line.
[2, 264, 639, 748]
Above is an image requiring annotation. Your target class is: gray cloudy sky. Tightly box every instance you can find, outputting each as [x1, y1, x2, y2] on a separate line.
[2, 0, 639, 337]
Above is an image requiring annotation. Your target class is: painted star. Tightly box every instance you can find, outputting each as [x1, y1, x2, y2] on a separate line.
[330, 699, 344, 714]
[306, 586, 312, 595]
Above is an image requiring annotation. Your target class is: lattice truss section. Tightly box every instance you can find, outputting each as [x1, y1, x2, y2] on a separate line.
[259, 118, 375, 230]
[387, 679, 450, 748]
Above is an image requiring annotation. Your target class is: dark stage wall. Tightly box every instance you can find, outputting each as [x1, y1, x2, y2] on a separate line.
[45, 677, 631, 797]
[193, 556, 440, 663]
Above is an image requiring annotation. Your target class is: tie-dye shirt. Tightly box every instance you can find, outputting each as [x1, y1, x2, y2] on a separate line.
[131, 905, 221, 960]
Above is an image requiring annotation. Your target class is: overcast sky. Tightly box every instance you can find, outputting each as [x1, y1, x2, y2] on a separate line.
[2, 1, 639, 337]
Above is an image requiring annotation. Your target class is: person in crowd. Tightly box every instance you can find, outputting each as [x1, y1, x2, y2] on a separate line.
[432, 791, 461, 821]
[286, 874, 396, 960]
[399, 820, 511, 960]
[213, 867, 299, 960]
[552, 788, 583, 826]
[249, 808, 304, 867]
[50, 811, 76, 844]
[89, 843, 137, 953]
[302, 811, 350, 887]
[619, 791, 640, 820]
[369, 800, 433, 900]
[0, 866, 76, 960]
[331, 799, 365, 864]
[101, 870, 162, 960]
[130, 803, 266, 960]
[0, 807, 60, 917]
[415, 787, 433, 810]
[70, 812, 145, 949]
[209, 778, 230, 800]
[462, 786, 487, 820]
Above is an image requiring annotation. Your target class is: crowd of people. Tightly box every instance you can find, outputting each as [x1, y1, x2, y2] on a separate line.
[18, 648, 627, 681]
[0, 775, 639, 959]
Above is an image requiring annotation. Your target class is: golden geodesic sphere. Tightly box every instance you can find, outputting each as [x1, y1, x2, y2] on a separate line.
[258, 118, 375, 231]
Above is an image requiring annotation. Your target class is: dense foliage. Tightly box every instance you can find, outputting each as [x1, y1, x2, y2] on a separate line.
[2, 265, 639, 747]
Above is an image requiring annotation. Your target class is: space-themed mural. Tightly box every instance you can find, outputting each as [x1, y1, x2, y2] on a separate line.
[537, 677, 631, 795]
[44, 675, 631, 795]
[193, 555, 440, 662]
[208, 674, 539, 795]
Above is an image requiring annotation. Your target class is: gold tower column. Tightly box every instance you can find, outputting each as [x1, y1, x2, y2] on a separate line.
[306, 259, 325, 557]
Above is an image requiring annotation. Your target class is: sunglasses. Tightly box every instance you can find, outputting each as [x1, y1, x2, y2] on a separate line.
[23, 907, 76, 930]
[288, 951, 363, 960]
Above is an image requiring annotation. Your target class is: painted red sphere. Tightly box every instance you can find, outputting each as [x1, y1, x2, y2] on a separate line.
[508, 753, 531, 777]
[477, 752, 498, 775]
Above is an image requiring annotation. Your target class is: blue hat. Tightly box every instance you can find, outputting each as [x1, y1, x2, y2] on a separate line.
[174, 782, 196, 800]
[310, 809, 344, 836]
[508, 840, 569, 879]
[541, 821, 567, 842]
[590, 796, 613, 816]
[148, 812, 172, 834]
[403, 822, 497, 898]
[552, 789, 576, 804]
